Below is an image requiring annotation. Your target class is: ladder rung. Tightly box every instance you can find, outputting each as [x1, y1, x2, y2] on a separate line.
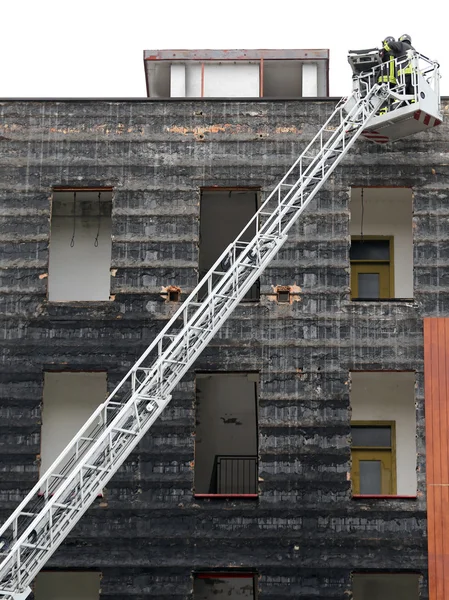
[52, 502, 80, 511]
[162, 358, 187, 366]
[136, 396, 162, 407]
[84, 464, 110, 473]
[112, 427, 138, 436]
[214, 294, 238, 300]
[22, 543, 48, 551]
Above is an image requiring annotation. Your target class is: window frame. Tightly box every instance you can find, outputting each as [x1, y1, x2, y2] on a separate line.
[351, 420, 397, 496]
[350, 235, 395, 300]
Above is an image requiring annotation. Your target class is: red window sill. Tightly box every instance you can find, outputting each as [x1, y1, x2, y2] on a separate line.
[194, 494, 258, 499]
[352, 494, 417, 499]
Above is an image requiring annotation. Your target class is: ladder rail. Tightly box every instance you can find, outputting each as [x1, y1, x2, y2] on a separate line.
[0, 84, 386, 600]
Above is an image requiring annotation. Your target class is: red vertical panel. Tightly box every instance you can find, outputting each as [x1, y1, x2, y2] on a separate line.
[424, 318, 449, 600]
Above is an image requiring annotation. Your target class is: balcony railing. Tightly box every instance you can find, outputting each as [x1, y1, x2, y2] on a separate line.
[215, 455, 258, 495]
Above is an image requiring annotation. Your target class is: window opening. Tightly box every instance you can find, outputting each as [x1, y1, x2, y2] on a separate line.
[34, 571, 101, 600]
[40, 372, 107, 478]
[277, 290, 290, 303]
[168, 289, 180, 302]
[350, 371, 417, 496]
[194, 572, 256, 599]
[199, 190, 260, 301]
[352, 573, 420, 600]
[194, 373, 259, 496]
[48, 188, 113, 302]
[349, 187, 413, 300]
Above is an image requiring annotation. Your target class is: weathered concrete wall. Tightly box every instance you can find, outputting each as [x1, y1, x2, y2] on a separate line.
[1, 97, 448, 598]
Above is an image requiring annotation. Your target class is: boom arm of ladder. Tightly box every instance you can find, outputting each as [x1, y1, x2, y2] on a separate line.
[0, 83, 389, 600]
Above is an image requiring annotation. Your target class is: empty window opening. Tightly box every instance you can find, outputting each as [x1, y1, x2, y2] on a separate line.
[350, 188, 413, 300]
[350, 372, 417, 496]
[34, 571, 101, 600]
[194, 373, 259, 496]
[277, 289, 290, 303]
[199, 190, 260, 301]
[352, 573, 419, 600]
[48, 189, 113, 301]
[40, 372, 107, 477]
[194, 573, 257, 599]
[262, 60, 326, 97]
[169, 289, 180, 302]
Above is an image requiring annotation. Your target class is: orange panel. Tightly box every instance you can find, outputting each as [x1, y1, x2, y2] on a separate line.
[424, 318, 449, 599]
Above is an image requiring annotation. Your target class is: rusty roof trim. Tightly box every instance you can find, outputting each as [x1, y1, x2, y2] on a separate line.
[143, 49, 329, 61]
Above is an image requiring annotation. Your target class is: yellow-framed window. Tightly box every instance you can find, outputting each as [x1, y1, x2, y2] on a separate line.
[351, 422, 396, 495]
[350, 236, 394, 299]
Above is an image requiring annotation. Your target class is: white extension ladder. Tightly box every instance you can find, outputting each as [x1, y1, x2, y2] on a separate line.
[0, 82, 388, 600]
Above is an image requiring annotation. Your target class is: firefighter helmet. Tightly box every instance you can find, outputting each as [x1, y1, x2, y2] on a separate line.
[399, 34, 412, 44]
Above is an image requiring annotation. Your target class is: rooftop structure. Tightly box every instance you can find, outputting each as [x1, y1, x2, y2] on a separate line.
[143, 49, 329, 98]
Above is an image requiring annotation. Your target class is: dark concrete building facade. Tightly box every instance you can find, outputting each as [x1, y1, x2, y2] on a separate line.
[0, 50, 448, 599]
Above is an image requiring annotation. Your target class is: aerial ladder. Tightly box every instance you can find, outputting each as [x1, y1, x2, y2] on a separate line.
[0, 51, 442, 600]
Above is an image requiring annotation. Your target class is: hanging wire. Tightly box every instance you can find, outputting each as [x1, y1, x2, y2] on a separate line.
[360, 187, 364, 243]
[94, 191, 101, 247]
[70, 192, 76, 247]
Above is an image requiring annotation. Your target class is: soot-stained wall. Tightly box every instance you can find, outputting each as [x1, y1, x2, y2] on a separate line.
[1, 97, 448, 598]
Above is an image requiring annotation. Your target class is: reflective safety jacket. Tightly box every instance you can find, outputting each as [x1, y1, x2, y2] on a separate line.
[388, 40, 415, 75]
[378, 41, 397, 84]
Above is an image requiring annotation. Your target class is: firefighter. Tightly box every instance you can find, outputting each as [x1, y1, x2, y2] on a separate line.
[389, 34, 415, 96]
[378, 37, 397, 114]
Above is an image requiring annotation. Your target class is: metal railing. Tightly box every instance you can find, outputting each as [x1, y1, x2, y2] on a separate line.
[216, 455, 258, 495]
[354, 51, 440, 115]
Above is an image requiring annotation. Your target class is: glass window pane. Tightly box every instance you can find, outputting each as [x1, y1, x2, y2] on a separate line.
[350, 239, 390, 260]
[351, 426, 391, 447]
[358, 273, 380, 298]
[359, 460, 382, 494]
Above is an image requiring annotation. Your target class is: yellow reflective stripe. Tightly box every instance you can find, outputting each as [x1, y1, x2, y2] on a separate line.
[377, 56, 397, 84]
[389, 57, 396, 82]
[398, 65, 413, 75]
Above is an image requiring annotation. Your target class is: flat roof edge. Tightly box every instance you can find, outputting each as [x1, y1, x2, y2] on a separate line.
[0, 97, 338, 103]
[143, 49, 330, 61]
[1, 96, 447, 103]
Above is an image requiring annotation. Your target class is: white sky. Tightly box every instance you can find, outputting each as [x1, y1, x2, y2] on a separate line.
[0, 0, 445, 98]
